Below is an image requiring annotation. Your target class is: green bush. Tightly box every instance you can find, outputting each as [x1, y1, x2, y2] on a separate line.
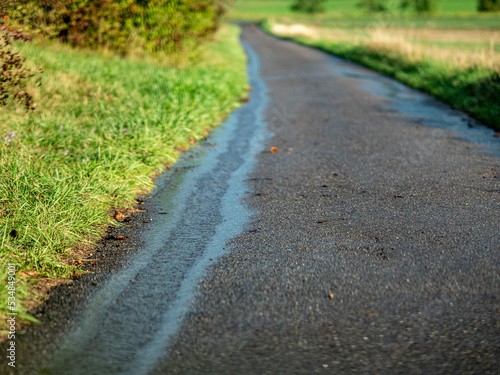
[291, 0, 326, 14]
[0, 8, 40, 111]
[478, 0, 500, 11]
[357, 0, 387, 12]
[8, 0, 233, 53]
[413, 0, 440, 13]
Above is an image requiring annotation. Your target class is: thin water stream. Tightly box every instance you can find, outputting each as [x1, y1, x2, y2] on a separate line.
[42, 40, 269, 375]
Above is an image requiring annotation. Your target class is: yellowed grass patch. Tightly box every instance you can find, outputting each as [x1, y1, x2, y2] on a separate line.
[270, 20, 500, 71]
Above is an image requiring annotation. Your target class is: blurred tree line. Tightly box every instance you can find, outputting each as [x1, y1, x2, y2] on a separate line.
[359, 0, 500, 12]
[357, 0, 440, 13]
[292, 0, 500, 14]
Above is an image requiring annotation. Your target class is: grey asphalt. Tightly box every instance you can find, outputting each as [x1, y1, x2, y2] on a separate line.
[152, 25, 500, 374]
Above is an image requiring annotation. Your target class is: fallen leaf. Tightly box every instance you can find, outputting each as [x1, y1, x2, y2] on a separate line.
[18, 270, 37, 277]
[317, 220, 329, 224]
[9, 229, 18, 238]
[114, 211, 131, 223]
[116, 235, 127, 240]
[365, 313, 376, 318]
[394, 195, 404, 198]
[328, 293, 334, 299]
[114, 211, 124, 221]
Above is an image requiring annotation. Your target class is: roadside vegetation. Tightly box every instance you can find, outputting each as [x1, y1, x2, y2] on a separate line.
[0, 1, 247, 333]
[228, 0, 500, 130]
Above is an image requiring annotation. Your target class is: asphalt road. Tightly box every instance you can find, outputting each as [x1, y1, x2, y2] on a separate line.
[153, 25, 500, 374]
[9, 24, 500, 375]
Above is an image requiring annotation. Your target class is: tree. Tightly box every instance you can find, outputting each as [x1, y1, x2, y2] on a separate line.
[291, 0, 326, 14]
[414, 0, 439, 12]
[357, 0, 388, 13]
[400, 0, 439, 13]
[357, 0, 387, 13]
[478, 0, 500, 11]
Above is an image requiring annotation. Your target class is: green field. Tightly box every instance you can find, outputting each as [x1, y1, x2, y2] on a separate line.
[227, 0, 491, 19]
[297, 15, 500, 29]
[0, 24, 248, 331]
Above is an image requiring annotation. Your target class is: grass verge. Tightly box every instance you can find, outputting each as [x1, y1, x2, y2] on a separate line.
[263, 19, 500, 131]
[0, 24, 248, 333]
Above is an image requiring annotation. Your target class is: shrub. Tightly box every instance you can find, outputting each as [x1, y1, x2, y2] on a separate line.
[8, 0, 233, 54]
[357, 0, 388, 12]
[0, 8, 39, 111]
[291, 0, 326, 14]
[413, 0, 439, 13]
[478, 0, 500, 11]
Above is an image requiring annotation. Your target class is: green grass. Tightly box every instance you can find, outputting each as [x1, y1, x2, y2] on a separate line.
[0, 24, 248, 331]
[440, 0, 479, 13]
[419, 40, 500, 53]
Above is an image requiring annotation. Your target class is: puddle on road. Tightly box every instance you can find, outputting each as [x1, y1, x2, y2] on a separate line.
[42, 41, 269, 375]
[328, 56, 500, 159]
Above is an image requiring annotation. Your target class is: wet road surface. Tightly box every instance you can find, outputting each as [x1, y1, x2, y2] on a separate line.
[16, 24, 500, 374]
[31, 28, 268, 375]
[153, 25, 500, 374]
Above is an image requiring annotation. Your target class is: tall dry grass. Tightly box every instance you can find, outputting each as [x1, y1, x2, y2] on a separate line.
[271, 21, 500, 71]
